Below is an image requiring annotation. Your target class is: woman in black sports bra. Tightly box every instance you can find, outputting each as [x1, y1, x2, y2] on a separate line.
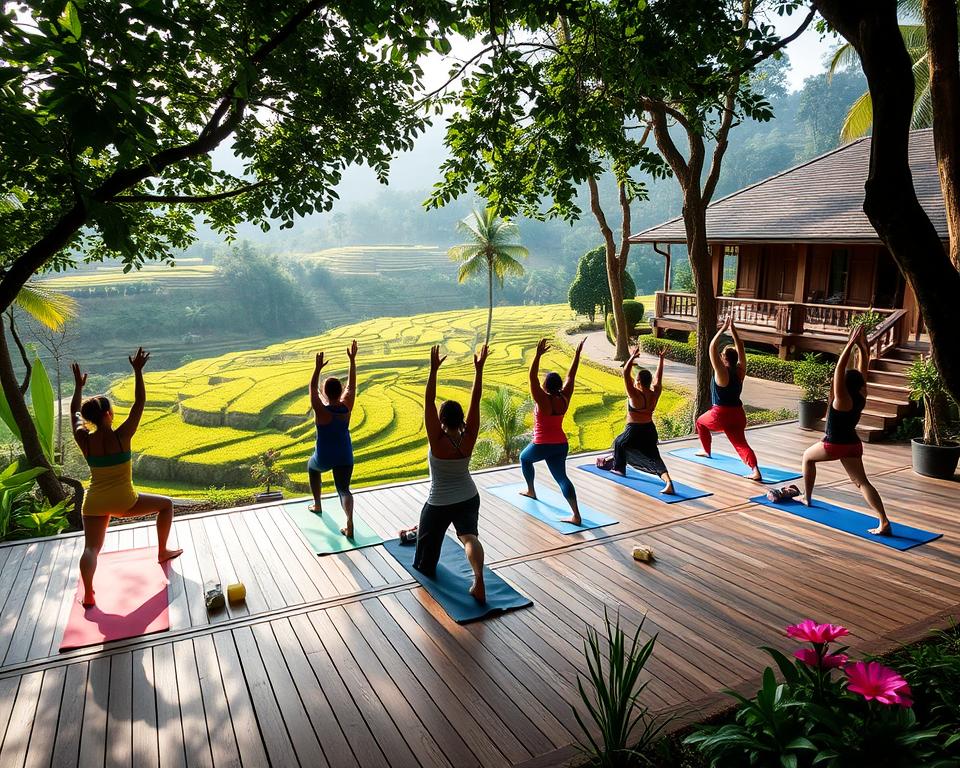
[799, 325, 892, 535]
[607, 346, 675, 494]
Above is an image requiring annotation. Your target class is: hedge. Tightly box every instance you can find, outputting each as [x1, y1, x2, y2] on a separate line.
[640, 335, 803, 384]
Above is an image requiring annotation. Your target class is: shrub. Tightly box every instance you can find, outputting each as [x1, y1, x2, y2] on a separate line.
[204, 486, 256, 509]
[745, 408, 797, 426]
[744, 354, 796, 384]
[622, 300, 646, 332]
[250, 448, 288, 493]
[640, 336, 696, 366]
[793, 353, 833, 402]
[849, 310, 885, 333]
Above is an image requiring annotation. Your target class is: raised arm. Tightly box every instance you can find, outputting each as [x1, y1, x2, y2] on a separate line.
[465, 344, 488, 437]
[652, 348, 666, 394]
[562, 339, 585, 400]
[728, 319, 746, 379]
[854, 326, 870, 380]
[529, 339, 551, 409]
[709, 317, 729, 385]
[424, 345, 445, 443]
[622, 346, 641, 395]
[342, 340, 358, 409]
[70, 362, 89, 451]
[117, 347, 149, 439]
[309, 352, 328, 418]
[832, 327, 859, 411]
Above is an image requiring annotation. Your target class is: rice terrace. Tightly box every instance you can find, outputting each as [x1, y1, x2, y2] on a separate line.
[110, 304, 687, 495]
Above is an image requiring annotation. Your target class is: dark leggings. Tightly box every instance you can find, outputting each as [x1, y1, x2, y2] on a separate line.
[413, 494, 481, 577]
[613, 422, 668, 476]
[520, 442, 576, 500]
[307, 463, 353, 497]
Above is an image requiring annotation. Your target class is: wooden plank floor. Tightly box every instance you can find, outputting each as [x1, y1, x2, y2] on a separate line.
[0, 422, 958, 767]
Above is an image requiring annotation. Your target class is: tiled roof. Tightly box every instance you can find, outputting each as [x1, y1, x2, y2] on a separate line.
[630, 129, 947, 244]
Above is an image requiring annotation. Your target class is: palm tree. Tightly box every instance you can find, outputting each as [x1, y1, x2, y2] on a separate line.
[828, 1, 952, 141]
[479, 386, 531, 464]
[448, 207, 529, 345]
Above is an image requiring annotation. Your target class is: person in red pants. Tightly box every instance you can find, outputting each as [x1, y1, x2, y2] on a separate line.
[695, 316, 763, 481]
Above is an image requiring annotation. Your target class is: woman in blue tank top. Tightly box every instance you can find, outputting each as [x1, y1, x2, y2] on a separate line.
[307, 340, 358, 538]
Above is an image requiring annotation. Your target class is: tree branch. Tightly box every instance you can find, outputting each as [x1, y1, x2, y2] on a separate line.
[113, 179, 274, 204]
[6, 311, 32, 394]
[647, 106, 690, 186]
[741, 7, 817, 72]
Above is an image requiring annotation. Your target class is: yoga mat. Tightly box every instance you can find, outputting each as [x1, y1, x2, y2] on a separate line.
[749, 494, 943, 551]
[576, 463, 713, 503]
[669, 447, 801, 484]
[285, 500, 383, 555]
[384, 536, 532, 623]
[60, 547, 170, 652]
[486, 483, 618, 534]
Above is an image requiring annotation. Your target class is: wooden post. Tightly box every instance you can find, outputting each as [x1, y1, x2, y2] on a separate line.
[794, 244, 810, 303]
[711, 244, 724, 297]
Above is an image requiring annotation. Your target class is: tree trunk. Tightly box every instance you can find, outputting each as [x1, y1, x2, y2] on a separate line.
[587, 176, 630, 361]
[684, 192, 718, 417]
[486, 262, 493, 346]
[0, 330, 67, 506]
[813, 0, 960, 407]
[924, 0, 960, 269]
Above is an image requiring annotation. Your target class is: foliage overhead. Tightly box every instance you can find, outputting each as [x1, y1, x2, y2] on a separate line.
[0, 0, 464, 299]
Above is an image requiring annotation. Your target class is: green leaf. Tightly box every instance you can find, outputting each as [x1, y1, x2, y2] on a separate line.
[29, 358, 55, 462]
[0, 387, 21, 443]
[58, 2, 82, 40]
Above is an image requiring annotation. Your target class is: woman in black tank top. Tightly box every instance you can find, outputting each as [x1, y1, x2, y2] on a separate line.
[798, 326, 892, 536]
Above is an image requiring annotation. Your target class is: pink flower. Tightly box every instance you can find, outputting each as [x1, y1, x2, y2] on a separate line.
[786, 620, 850, 645]
[845, 661, 913, 707]
[794, 648, 849, 669]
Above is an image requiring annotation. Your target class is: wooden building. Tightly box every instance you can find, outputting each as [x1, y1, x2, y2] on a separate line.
[631, 129, 947, 439]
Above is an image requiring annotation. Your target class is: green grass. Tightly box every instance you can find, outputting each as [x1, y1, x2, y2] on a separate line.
[106, 304, 690, 497]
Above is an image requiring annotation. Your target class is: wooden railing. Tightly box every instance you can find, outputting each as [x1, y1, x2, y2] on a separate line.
[867, 308, 909, 359]
[655, 291, 903, 342]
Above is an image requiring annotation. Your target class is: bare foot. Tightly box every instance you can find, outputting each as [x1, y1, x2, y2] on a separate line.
[798, 495, 811, 507]
[610, 468, 626, 477]
[869, 522, 892, 536]
[560, 515, 582, 526]
[695, 450, 711, 458]
[660, 484, 675, 495]
[748, 469, 763, 482]
[82, 592, 95, 608]
[519, 489, 537, 500]
[308, 504, 322, 514]
[340, 520, 354, 539]
[469, 578, 486, 603]
[158, 548, 183, 563]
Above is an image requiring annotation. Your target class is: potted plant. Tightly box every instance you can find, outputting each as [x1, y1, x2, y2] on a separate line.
[251, 448, 288, 503]
[907, 356, 960, 479]
[793, 353, 832, 429]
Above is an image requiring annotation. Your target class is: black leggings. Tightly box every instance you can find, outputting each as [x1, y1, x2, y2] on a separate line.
[613, 422, 668, 476]
[413, 494, 480, 577]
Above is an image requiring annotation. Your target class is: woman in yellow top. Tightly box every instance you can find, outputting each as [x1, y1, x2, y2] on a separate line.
[71, 348, 182, 608]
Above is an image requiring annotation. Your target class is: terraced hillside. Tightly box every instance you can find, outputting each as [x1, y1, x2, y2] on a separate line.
[108, 305, 688, 495]
[296, 245, 453, 276]
[39, 260, 216, 292]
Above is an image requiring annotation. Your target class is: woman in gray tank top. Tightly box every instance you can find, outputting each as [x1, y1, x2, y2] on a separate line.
[410, 344, 489, 602]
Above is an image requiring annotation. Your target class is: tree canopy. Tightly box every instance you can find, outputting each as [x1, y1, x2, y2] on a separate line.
[568, 246, 636, 320]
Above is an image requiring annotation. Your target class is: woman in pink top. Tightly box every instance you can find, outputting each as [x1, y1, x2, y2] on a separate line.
[519, 338, 584, 525]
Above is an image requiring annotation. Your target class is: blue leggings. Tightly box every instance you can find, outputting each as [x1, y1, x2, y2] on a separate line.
[520, 442, 576, 500]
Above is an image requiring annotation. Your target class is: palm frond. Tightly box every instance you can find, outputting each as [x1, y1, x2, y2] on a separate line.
[827, 42, 860, 81]
[901, 23, 929, 56]
[447, 243, 484, 262]
[911, 55, 934, 129]
[15, 282, 78, 330]
[897, 0, 924, 23]
[840, 90, 875, 142]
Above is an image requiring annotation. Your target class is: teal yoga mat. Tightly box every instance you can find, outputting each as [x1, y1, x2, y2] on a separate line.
[384, 536, 532, 623]
[284, 500, 383, 555]
[750, 494, 942, 551]
[487, 483, 618, 534]
[669, 447, 801, 484]
[576, 463, 712, 503]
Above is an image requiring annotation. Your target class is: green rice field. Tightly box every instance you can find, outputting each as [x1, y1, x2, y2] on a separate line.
[107, 305, 687, 497]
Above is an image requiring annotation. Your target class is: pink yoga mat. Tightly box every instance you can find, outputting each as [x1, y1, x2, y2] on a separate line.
[60, 547, 171, 652]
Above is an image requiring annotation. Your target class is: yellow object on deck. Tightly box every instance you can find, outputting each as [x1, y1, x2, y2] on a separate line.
[227, 582, 246, 603]
[632, 546, 654, 563]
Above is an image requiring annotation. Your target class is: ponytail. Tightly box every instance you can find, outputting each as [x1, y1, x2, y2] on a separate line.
[79, 395, 112, 429]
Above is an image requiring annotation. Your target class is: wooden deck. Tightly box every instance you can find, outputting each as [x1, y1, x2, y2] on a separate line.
[0, 422, 958, 768]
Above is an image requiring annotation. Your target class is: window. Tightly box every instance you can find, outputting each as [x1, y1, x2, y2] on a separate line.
[723, 245, 739, 296]
[827, 249, 849, 303]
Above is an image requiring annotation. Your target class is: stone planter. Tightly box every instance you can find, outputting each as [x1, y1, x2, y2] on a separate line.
[911, 438, 960, 479]
[797, 399, 828, 430]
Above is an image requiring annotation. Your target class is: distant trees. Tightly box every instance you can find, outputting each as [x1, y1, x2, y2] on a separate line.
[447, 208, 529, 345]
[569, 248, 636, 322]
[478, 387, 531, 465]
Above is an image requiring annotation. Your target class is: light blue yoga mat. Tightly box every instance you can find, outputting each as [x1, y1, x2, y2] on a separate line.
[749, 494, 942, 551]
[284, 500, 383, 555]
[576, 463, 713, 503]
[487, 483, 618, 534]
[669, 447, 801, 484]
[384, 536, 532, 623]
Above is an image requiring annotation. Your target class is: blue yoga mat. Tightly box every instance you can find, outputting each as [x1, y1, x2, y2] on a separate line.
[384, 536, 532, 623]
[576, 463, 713, 503]
[749, 494, 943, 551]
[669, 447, 801, 484]
[486, 483, 618, 534]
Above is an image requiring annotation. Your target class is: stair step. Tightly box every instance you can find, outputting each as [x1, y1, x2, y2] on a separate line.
[865, 395, 911, 417]
[869, 381, 912, 398]
[859, 410, 896, 430]
[868, 369, 908, 386]
[871, 359, 912, 373]
[809, 419, 887, 442]
[888, 346, 927, 361]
